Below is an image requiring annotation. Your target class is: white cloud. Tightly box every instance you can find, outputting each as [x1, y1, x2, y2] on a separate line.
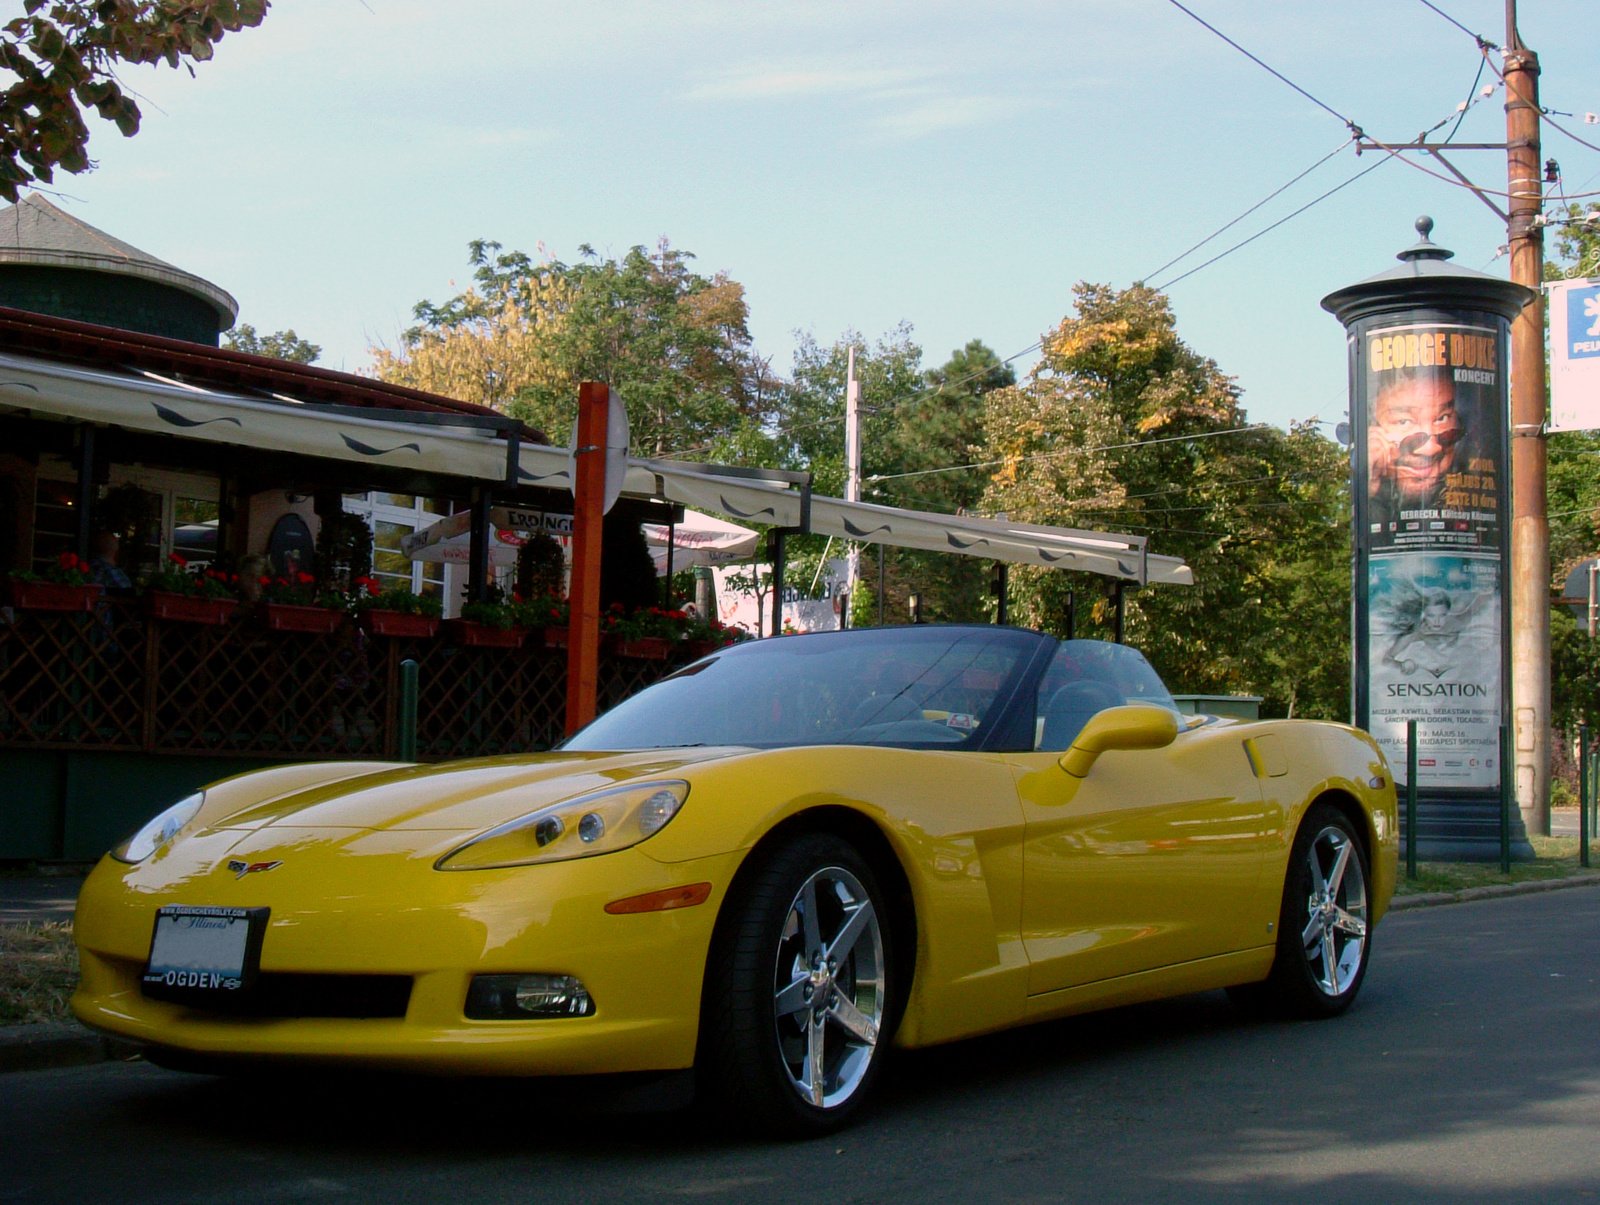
[687, 56, 1036, 140]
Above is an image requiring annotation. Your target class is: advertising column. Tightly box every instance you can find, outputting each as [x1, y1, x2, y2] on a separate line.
[1358, 318, 1505, 787]
[1324, 217, 1535, 860]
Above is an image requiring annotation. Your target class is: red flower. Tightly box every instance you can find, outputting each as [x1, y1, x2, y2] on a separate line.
[367, 581, 380, 596]
[259, 575, 271, 586]
[169, 553, 188, 567]
[296, 572, 314, 584]
[58, 552, 75, 569]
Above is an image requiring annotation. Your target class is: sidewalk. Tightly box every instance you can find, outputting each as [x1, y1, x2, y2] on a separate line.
[0, 878, 83, 926]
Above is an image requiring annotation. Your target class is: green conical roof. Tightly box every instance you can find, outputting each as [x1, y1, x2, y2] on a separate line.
[0, 193, 237, 326]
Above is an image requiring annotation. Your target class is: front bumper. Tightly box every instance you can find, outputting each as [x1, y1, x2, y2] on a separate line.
[72, 835, 742, 1076]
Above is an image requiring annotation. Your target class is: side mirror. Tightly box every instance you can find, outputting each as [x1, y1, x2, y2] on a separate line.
[1058, 704, 1179, 778]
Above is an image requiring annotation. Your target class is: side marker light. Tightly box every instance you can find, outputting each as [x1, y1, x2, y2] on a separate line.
[604, 883, 713, 915]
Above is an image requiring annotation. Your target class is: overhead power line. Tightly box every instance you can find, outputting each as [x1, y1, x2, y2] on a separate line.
[1154, 154, 1390, 289]
[1143, 138, 1353, 283]
[1168, 1, 1600, 203]
[1162, 0, 1361, 135]
[1414, 0, 1499, 50]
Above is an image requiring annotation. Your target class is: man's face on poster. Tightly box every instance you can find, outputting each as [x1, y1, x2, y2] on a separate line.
[1371, 375, 1464, 503]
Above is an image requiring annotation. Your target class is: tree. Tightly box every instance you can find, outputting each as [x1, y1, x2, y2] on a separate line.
[0, 1, 268, 202]
[371, 239, 778, 456]
[982, 283, 1350, 717]
[224, 323, 319, 364]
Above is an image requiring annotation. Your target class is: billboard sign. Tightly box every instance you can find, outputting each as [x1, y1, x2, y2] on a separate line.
[1549, 277, 1600, 433]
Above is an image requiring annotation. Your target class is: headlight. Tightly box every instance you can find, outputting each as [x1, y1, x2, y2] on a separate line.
[435, 780, 689, 871]
[112, 792, 204, 864]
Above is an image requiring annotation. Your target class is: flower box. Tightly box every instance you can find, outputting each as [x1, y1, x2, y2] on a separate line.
[682, 639, 721, 659]
[443, 619, 526, 649]
[615, 636, 673, 660]
[146, 592, 238, 626]
[263, 603, 345, 634]
[542, 626, 569, 649]
[8, 581, 103, 612]
[359, 610, 440, 639]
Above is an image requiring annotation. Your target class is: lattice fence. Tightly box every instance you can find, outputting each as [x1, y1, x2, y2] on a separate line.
[0, 605, 693, 763]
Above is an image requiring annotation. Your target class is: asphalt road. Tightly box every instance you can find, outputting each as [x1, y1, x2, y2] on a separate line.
[4, 887, 1599, 1205]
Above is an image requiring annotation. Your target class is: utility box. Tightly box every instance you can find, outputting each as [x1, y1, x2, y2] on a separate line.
[1171, 695, 1262, 720]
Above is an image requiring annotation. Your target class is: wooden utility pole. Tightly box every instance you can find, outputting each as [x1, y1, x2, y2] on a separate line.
[1505, 1, 1549, 836]
[564, 382, 608, 736]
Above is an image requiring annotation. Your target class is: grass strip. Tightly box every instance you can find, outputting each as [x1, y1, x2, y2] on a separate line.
[0, 922, 78, 1025]
[1395, 834, 1599, 896]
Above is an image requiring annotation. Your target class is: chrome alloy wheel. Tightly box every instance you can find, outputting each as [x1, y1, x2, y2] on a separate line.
[772, 865, 886, 1109]
[1301, 825, 1369, 997]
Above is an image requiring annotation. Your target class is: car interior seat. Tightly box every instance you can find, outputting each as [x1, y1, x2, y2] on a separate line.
[1040, 680, 1125, 751]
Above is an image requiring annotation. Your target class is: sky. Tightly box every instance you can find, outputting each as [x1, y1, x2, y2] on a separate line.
[27, 0, 1600, 436]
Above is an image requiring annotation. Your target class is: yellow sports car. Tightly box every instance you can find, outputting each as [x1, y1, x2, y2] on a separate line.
[74, 626, 1396, 1135]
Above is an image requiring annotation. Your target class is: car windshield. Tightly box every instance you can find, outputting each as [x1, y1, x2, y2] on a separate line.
[565, 626, 1041, 751]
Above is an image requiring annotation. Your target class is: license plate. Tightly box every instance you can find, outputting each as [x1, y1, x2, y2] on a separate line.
[142, 906, 269, 1001]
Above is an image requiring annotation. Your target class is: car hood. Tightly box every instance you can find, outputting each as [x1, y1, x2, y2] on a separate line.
[205, 748, 750, 836]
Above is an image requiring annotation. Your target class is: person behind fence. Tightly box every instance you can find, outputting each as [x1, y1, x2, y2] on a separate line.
[87, 531, 132, 596]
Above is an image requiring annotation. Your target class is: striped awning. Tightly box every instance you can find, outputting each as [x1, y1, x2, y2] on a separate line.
[0, 350, 1191, 586]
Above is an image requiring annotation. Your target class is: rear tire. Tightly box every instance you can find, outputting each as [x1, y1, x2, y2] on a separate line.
[698, 832, 895, 1138]
[1234, 802, 1373, 1020]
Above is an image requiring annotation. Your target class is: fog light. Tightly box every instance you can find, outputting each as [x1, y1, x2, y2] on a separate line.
[465, 973, 595, 1019]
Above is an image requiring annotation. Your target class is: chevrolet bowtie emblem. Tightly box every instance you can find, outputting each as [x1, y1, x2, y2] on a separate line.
[226, 859, 282, 879]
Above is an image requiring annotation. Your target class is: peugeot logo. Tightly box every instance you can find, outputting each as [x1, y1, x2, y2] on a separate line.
[226, 859, 282, 879]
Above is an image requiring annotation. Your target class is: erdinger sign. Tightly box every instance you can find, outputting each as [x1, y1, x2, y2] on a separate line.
[1323, 217, 1535, 860]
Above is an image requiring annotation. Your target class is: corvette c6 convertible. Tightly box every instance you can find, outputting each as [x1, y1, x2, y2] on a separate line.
[74, 625, 1396, 1134]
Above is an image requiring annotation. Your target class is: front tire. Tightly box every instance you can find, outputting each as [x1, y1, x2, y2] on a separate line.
[699, 833, 894, 1137]
[1233, 802, 1372, 1019]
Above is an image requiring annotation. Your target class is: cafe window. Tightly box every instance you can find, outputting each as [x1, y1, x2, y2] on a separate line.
[342, 492, 450, 595]
[32, 460, 218, 579]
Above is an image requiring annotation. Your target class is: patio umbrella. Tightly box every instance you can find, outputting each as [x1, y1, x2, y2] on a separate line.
[642, 509, 761, 576]
[400, 511, 527, 567]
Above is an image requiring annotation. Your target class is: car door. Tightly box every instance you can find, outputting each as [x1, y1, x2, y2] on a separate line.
[1004, 641, 1269, 998]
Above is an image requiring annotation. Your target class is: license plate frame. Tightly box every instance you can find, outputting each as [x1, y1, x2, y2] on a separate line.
[142, 905, 269, 1004]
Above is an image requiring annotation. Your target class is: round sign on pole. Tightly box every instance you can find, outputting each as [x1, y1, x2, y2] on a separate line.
[1562, 559, 1600, 626]
[567, 390, 630, 515]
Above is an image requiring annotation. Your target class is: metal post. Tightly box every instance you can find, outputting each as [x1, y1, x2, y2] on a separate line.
[1065, 589, 1075, 641]
[844, 347, 862, 604]
[468, 486, 492, 604]
[770, 529, 786, 637]
[1592, 747, 1599, 843]
[994, 563, 1008, 625]
[1406, 719, 1418, 881]
[1112, 580, 1125, 644]
[1505, 5, 1550, 839]
[877, 542, 885, 626]
[75, 424, 95, 562]
[1500, 723, 1513, 873]
[1581, 724, 1591, 869]
[663, 516, 675, 607]
[1589, 563, 1597, 639]
[397, 658, 419, 762]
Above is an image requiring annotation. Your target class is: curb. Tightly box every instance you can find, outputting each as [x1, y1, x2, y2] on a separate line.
[1391, 871, 1600, 912]
[0, 1022, 138, 1074]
